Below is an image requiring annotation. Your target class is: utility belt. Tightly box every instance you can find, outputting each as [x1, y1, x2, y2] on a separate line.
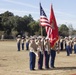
[45, 48, 48, 51]
[30, 49, 35, 52]
[30, 50, 38, 56]
[38, 50, 44, 54]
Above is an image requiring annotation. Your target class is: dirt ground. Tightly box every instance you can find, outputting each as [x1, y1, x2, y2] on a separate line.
[0, 40, 76, 75]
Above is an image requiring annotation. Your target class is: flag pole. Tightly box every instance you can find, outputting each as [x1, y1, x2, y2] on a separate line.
[40, 25, 44, 53]
[39, 2, 44, 52]
[39, 2, 43, 36]
[41, 26, 43, 36]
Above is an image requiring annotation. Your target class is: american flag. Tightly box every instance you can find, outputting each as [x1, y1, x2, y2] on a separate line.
[40, 3, 50, 27]
[39, 3, 52, 40]
[45, 26, 52, 40]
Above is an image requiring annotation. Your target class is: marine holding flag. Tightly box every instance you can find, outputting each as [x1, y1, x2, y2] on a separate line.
[39, 3, 60, 69]
[49, 5, 59, 68]
[40, 3, 51, 69]
[49, 5, 59, 48]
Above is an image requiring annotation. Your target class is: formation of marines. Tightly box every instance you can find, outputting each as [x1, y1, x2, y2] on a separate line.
[16, 35, 76, 70]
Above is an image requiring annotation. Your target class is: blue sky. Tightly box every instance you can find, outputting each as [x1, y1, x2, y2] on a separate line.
[0, 0, 76, 29]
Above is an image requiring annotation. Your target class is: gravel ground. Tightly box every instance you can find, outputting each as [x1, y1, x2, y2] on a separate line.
[0, 41, 76, 75]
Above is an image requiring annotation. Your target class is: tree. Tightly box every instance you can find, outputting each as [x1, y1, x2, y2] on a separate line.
[68, 24, 73, 36]
[28, 20, 40, 35]
[59, 24, 69, 37]
[0, 16, 3, 30]
[1, 11, 14, 17]
[1, 11, 14, 35]
[2, 11, 73, 38]
[72, 30, 76, 35]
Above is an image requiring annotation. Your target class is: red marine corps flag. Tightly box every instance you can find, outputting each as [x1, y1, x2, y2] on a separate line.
[49, 5, 59, 48]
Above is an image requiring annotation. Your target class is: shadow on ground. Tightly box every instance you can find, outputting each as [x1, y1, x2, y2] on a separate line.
[35, 67, 76, 71]
[52, 67, 76, 70]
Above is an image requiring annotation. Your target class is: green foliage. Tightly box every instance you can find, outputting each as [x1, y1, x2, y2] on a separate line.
[28, 21, 40, 35]
[0, 11, 75, 38]
[1, 11, 14, 17]
[59, 24, 69, 37]
[0, 11, 41, 37]
[0, 16, 3, 30]
[1, 11, 14, 35]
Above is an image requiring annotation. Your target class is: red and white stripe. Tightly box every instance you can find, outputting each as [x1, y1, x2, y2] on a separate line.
[45, 25, 52, 40]
[40, 16, 50, 27]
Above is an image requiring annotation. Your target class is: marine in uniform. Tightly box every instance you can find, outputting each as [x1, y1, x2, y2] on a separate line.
[17, 35, 21, 51]
[65, 38, 70, 56]
[29, 37, 37, 70]
[25, 38, 29, 50]
[21, 36, 25, 50]
[74, 38, 76, 54]
[69, 37, 73, 54]
[44, 37, 50, 69]
[37, 36, 44, 70]
[50, 40, 60, 68]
